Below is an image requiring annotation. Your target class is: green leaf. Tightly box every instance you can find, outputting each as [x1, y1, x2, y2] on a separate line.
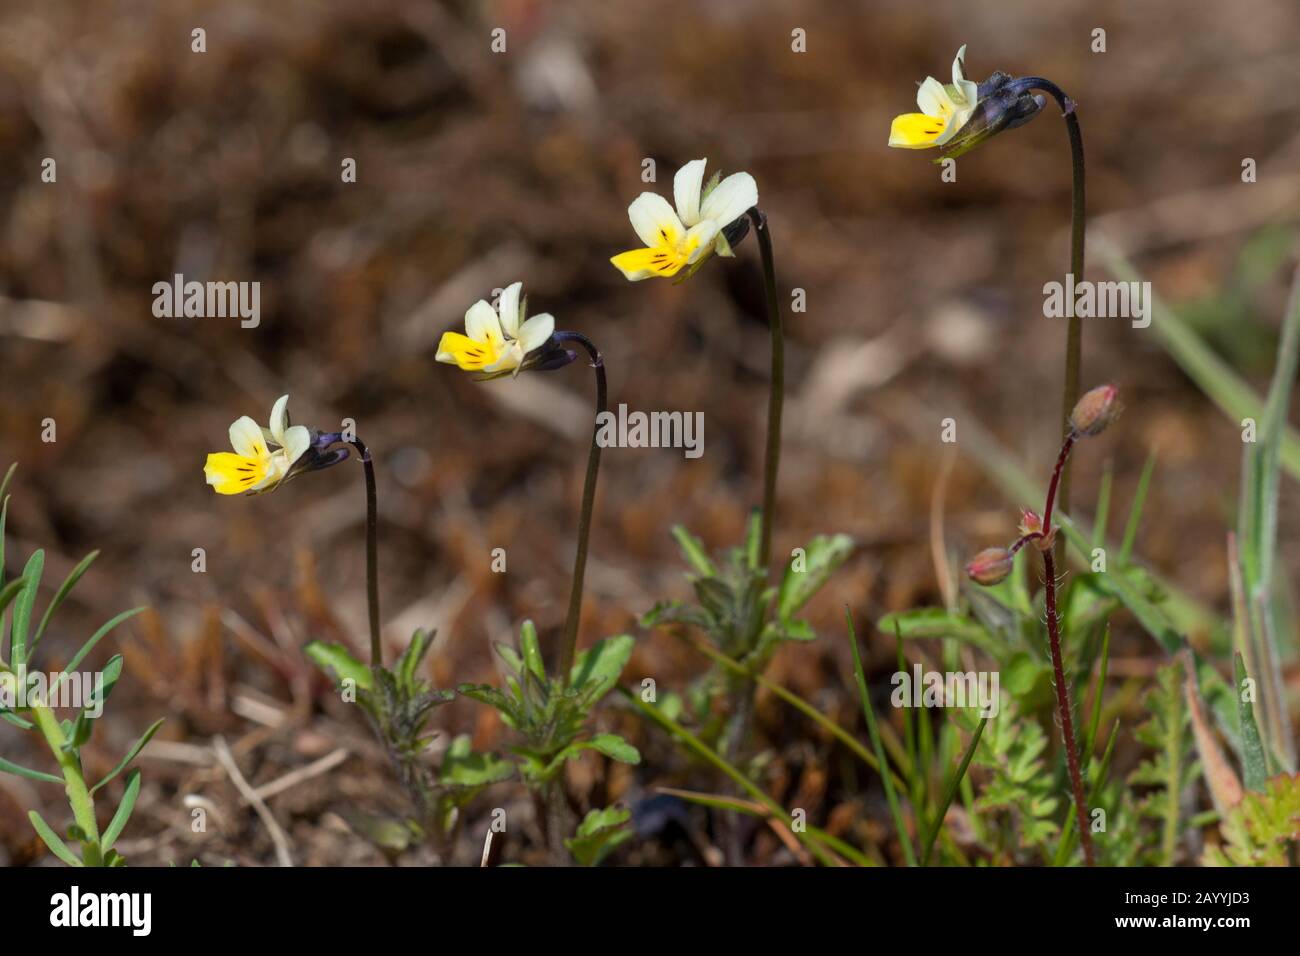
[0, 753, 64, 784]
[457, 683, 524, 728]
[304, 641, 373, 691]
[70, 654, 124, 749]
[438, 735, 515, 788]
[564, 807, 633, 866]
[102, 768, 142, 853]
[777, 534, 854, 622]
[395, 628, 435, 693]
[28, 810, 82, 866]
[743, 509, 762, 571]
[876, 608, 999, 658]
[518, 620, 546, 682]
[51, 607, 147, 699]
[30, 550, 99, 657]
[1234, 653, 1268, 792]
[0, 575, 31, 625]
[91, 718, 164, 794]
[587, 733, 641, 764]
[671, 525, 717, 578]
[9, 550, 44, 670]
[1204, 772, 1300, 866]
[568, 634, 634, 695]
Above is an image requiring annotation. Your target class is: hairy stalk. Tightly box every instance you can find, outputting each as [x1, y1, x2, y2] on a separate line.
[748, 207, 784, 571]
[554, 332, 607, 683]
[1021, 78, 1086, 515]
[544, 780, 571, 867]
[720, 679, 756, 864]
[348, 438, 382, 667]
[1039, 429, 1094, 866]
[31, 703, 102, 865]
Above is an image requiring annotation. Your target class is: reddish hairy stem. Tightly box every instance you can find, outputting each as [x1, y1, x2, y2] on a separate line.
[1037, 428, 1093, 865]
[1042, 430, 1076, 530]
[1042, 546, 1095, 866]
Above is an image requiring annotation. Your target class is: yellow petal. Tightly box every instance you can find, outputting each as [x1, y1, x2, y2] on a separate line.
[609, 245, 689, 282]
[205, 452, 269, 495]
[888, 112, 949, 148]
[436, 330, 501, 371]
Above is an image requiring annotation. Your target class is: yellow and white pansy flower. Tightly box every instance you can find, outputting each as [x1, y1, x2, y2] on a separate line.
[610, 158, 758, 281]
[436, 281, 555, 376]
[888, 45, 980, 149]
[205, 394, 310, 495]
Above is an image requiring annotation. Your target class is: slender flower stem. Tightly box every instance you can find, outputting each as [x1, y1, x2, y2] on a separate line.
[553, 332, 606, 683]
[347, 437, 382, 667]
[1021, 78, 1086, 515]
[1038, 428, 1094, 866]
[1042, 547, 1094, 866]
[748, 207, 784, 571]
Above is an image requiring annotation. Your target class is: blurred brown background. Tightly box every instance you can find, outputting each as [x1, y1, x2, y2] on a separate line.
[1, 0, 1298, 864]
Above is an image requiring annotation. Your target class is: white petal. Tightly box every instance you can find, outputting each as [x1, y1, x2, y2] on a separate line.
[673, 159, 707, 226]
[952, 45, 968, 86]
[517, 312, 555, 353]
[269, 394, 291, 446]
[951, 46, 978, 107]
[683, 221, 719, 263]
[628, 192, 684, 248]
[464, 299, 503, 346]
[497, 281, 523, 338]
[482, 342, 524, 375]
[228, 416, 267, 459]
[281, 424, 310, 467]
[916, 76, 955, 117]
[698, 171, 757, 229]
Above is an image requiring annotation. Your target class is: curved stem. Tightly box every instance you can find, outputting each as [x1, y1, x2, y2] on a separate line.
[347, 438, 381, 667]
[748, 207, 784, 571]
[1022, 78, 1086, 516]
[553, 332, 606, 683]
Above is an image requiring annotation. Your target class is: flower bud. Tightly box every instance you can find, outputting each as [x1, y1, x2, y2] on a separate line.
[1070, 384, 1121, 437]
[965, 547, 1014, 586]
[1018, 509, 1043, 537]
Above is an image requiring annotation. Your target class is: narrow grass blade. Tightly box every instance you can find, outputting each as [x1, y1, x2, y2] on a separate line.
[30, 550, 99, 657]
[656, 787, 872, 866]
[1084, 625, 1111, 757]
[848, 609, 916, 866]
[1092, 460, 1113, 552]
[620, 689, 837, 866]
[1054, 719, 1120, 866]
[90, 718, 164, 794]
[681, 635, 907, 791]
[28, 810, 83, 866]
[1232, 652, 1268, 791]
[0, 754, 64, 784]
[51, 607, 147, 698]
[920, 715, 986, 865]
[1119, 452, 1156, 566]
[102, 768, 142, 853]
[9, 550, 44, 670]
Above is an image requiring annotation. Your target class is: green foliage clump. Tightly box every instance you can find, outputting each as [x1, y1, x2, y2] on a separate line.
[0, 464, 161, 866]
